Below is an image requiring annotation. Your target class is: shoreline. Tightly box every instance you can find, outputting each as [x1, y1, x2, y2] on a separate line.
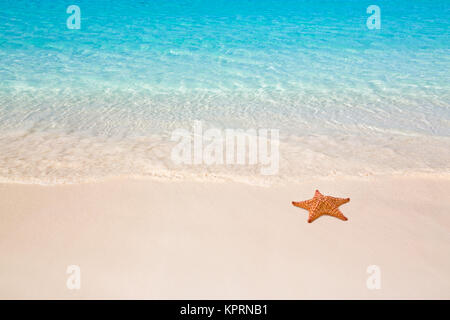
[0, 164, 450, 187]
[1, 175, 449, 299]
[1, 127, 449, 186]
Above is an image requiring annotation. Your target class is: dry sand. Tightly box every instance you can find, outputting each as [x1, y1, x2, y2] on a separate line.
[0, 176, 449, 299]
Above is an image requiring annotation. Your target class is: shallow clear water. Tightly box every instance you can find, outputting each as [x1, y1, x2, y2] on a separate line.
[0, 0, 449, 184]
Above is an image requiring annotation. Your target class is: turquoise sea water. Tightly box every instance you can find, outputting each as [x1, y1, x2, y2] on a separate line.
[0, 0, 449, 183]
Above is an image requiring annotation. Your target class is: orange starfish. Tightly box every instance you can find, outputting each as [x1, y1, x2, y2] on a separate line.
[292, 190, 350, 223]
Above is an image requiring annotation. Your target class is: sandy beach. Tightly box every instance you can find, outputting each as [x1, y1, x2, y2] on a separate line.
[1, 176, 449, 299]
[1, 0, 449, 306]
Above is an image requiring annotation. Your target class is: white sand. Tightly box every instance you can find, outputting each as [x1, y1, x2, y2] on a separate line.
[0, 176, 449, 299]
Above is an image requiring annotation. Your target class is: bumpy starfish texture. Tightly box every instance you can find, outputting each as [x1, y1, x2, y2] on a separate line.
[292, 190, 350, 223]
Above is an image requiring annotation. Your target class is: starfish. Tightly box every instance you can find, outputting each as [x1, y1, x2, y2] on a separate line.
[292, 190, 350, 223]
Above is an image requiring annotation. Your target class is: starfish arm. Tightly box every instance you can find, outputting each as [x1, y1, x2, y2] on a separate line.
[292, 199, 313, 210]
[329, 208, 348, 221]
[307, 209, 322, 223]
[307, 215, 317, 223]
[328, 196, 350, 206]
